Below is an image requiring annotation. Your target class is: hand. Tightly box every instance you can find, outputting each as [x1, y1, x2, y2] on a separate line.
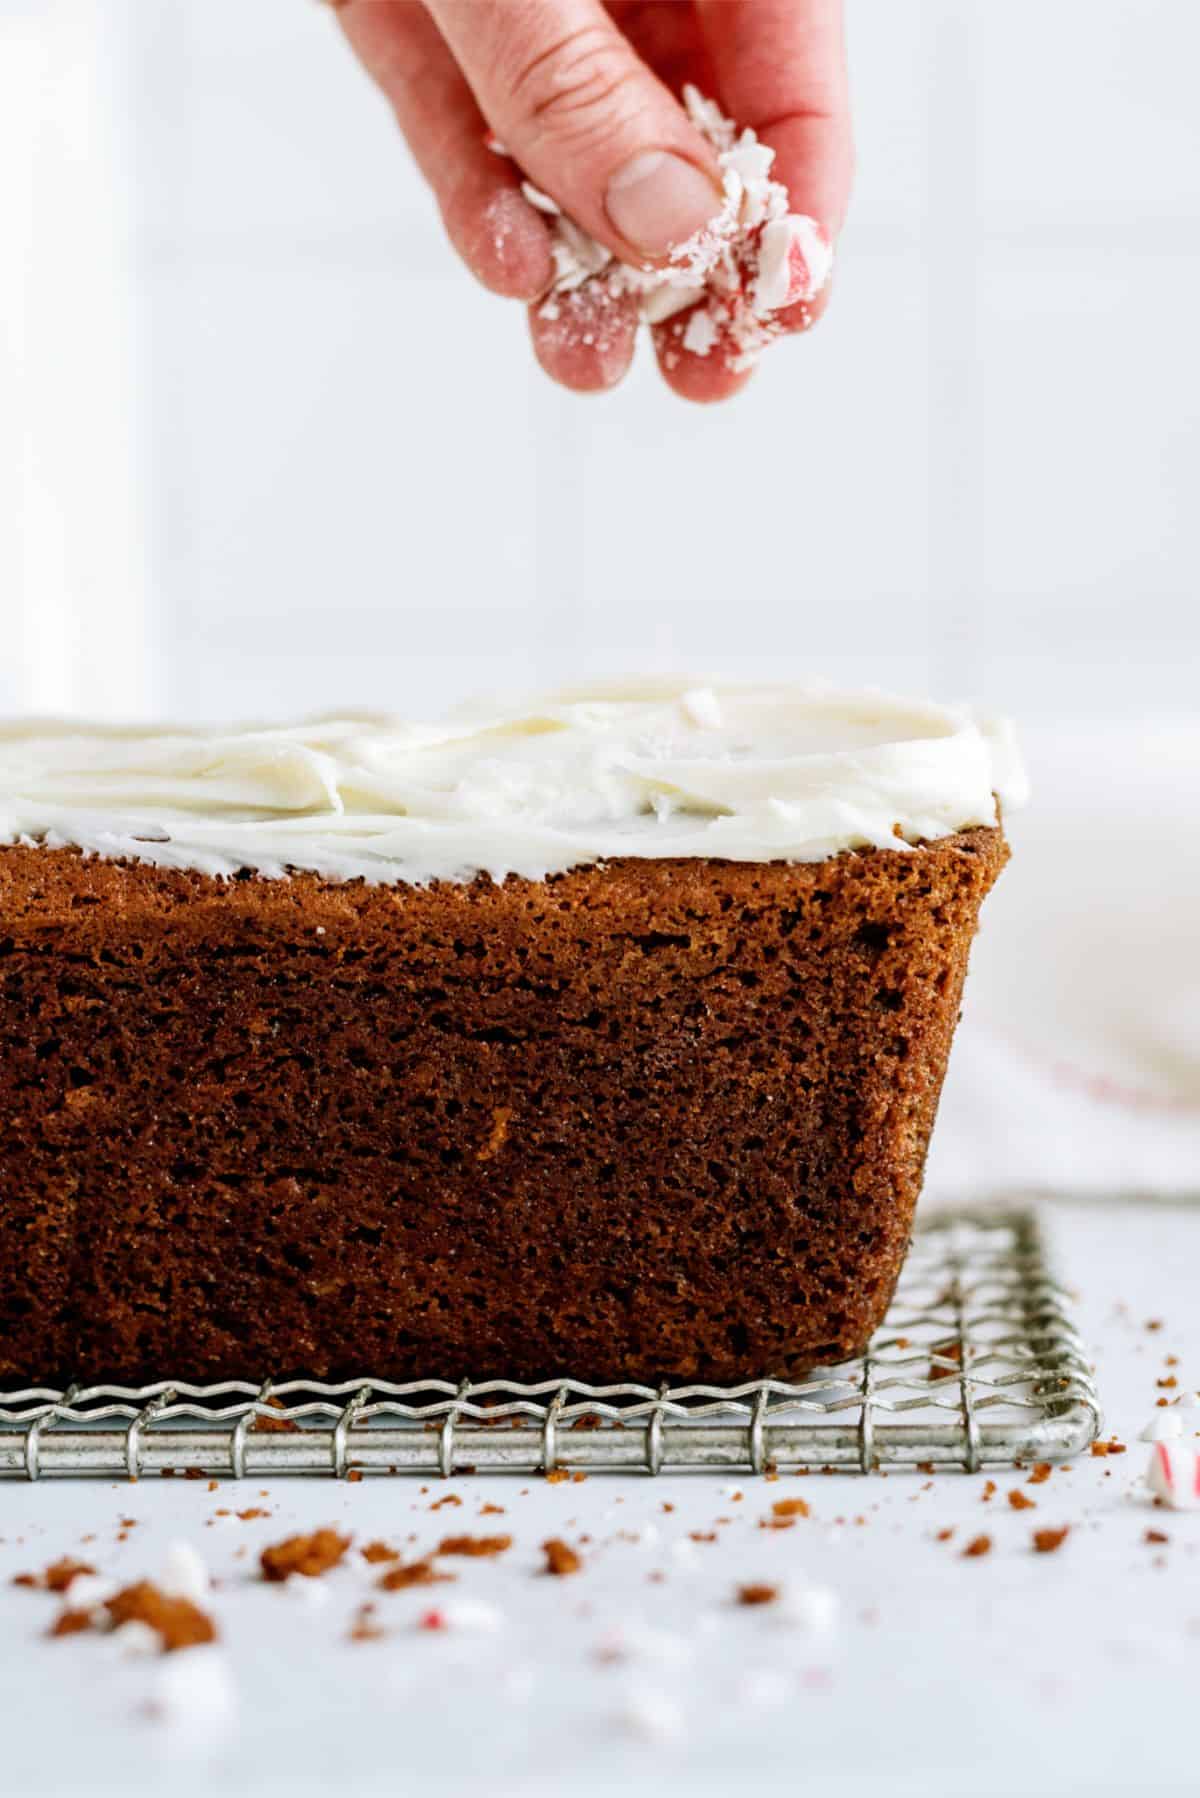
[333, 1, 852, 402]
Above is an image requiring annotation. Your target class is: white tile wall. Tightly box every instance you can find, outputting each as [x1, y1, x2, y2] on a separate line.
[3, 0, 1198, 727]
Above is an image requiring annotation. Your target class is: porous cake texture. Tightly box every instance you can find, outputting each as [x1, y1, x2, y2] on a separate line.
[0, 828, 1005, 1385]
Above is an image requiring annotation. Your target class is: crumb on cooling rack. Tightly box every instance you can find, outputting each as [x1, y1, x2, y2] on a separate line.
[962, 1534, 992, 1558]
[436, 1534, 512, 1558]
[1008, 1489, 1036, 1511]
[736, 1582, 780, 1606]
[1032, 1527, 1070, 1554]
[542, 1538, 582, 1576]
[378, 1559, 453, 1591]
[253, 1398, 300, 1434]
[260, 1529, 351, 1582]
[928, 1341, 962, 1381]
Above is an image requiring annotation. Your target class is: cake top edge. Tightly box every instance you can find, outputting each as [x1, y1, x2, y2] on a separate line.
[0, 680, 1025, 886]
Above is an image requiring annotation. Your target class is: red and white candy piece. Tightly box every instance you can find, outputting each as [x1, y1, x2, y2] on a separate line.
[754, 216, 833, 312]
[1145, 1441, 1200, 1509]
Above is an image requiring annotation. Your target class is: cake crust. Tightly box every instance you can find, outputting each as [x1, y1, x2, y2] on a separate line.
[0, 832, 1006, 1385]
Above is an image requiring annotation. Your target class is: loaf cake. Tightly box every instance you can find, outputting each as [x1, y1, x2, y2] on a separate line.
[0, 684, 1023, 1385]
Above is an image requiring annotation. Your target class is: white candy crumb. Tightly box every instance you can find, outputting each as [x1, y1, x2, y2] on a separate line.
[681, 308, 719, 357]
[65, 1574, 118, 1613]
[1141, 1411, 1185, 1443]
[1145, 1443, 1200, 1510]
[162, 1542, 210, 1606]
[776, 1584, 839, 1634]
[113, 1619, 162, 1660]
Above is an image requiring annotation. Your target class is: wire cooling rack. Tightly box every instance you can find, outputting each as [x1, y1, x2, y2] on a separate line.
[0, 1206, 1099, 1480]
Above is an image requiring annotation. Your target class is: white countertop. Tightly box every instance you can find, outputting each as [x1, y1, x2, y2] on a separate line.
[2, 1198, 1195, 1798]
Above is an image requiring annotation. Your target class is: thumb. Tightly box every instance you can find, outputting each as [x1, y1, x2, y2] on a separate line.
[424, 0, 724, 263]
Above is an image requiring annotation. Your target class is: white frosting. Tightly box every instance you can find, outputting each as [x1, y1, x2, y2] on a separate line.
[0, 681, 1025, 887]
[516, 87, 833, 370]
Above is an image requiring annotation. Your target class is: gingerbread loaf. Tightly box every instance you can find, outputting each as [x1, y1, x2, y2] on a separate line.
[0, 685, 1022, 1384]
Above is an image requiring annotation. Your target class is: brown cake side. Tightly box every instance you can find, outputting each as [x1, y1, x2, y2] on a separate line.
[0, 831, 1006, 1385]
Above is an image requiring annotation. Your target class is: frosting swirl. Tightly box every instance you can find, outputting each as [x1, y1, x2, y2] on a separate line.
[0, 681, 1026, 885]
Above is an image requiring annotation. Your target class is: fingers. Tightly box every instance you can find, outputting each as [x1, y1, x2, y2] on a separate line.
[695, 0, 854, 237]
[651, 308, 757, 404]
[334, 0, 553, 299]
[424, 0, 725, 265]
[528, 287, 640, 394]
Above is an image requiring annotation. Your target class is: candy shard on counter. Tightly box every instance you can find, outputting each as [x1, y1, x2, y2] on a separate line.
[1145, 1442, 1200, 1509]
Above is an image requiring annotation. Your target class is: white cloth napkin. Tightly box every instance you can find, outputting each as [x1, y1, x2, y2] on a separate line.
[925, 720, 1200, 1200]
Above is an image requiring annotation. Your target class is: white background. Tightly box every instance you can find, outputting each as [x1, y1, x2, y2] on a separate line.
[3, 0, 1198, 725]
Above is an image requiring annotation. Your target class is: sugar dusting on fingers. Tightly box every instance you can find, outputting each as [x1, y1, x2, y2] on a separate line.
[528, 285, 640, 394]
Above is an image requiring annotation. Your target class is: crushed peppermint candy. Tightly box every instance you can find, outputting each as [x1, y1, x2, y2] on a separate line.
[1145, 1441, 1200, 1510]
[505, 86, 832, 371]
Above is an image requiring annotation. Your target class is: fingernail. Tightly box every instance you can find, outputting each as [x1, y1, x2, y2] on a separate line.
[605, 151, 722, 259]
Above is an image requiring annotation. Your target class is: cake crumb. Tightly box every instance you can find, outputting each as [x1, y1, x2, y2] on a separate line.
[1032, 1526, 1070, 1554]
[378, 1561, 452, 1591]
[981, 1480, 996, 1502]
[962, 1535, 992, 1558]
[1008, 1489, 1036, 1511]
[436, 1534, 512, 1558]
[105, 1581, 217, 1653]
[361, 1541, 400, 1565]
[48, 1609, 93, 1639]
[480, 1503, 506, 1517]
[15, 1556, 96, 1594]
[1028, 1463, 1053, 1485]
[542, 1538, 582, 1576]
[935, 1528, 955, 1542]
[736, 1583, 779, 1606]
[260, 1529, 350, 1582]
[545, 1469, 571, 1485]
[1145, 1529, 1169, 1545]
[429, 1494, 462, 1511]
[237, 1508, 270, 1522]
